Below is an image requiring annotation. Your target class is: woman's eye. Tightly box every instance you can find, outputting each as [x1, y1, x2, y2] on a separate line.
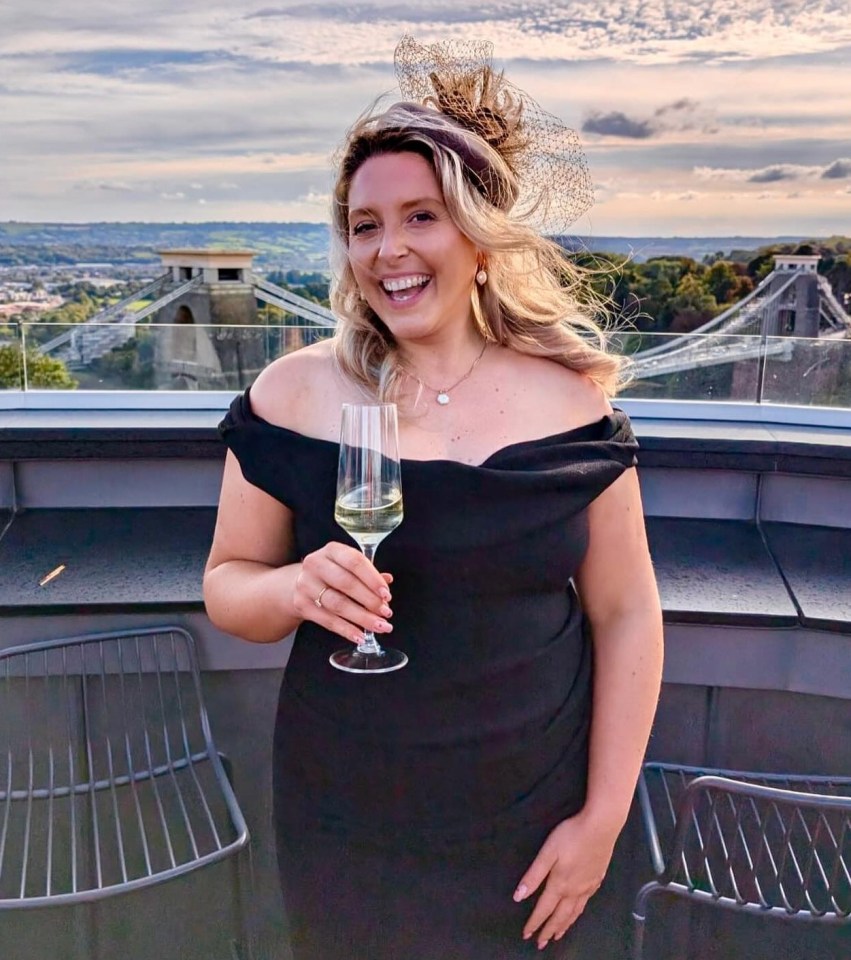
[411, 211, 435, 224]
[351, 222, 375, 236]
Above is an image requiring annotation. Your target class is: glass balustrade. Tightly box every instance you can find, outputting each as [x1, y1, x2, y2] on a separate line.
[3, 322, 334, 392]
[760, 335, 851, 408]
[614, 331, 767, 402]
[1, 321, 850, 411]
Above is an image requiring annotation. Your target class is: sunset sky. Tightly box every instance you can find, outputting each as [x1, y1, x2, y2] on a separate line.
[2, 0, 850, 237]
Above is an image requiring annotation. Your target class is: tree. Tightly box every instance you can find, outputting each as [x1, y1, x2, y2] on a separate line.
[825, 254, 851, 306]
[746, 250, 778, 282]
[88, 335, 154, 390]
[0, 344, 77, 389]
[626, 258, 697, 329]
[0, 344, 24, 388]
[668, 273, 719, 332]
[705, 261, 740, 304]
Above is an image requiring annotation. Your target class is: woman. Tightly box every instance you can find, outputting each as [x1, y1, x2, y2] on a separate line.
[204, 37, 663, 959]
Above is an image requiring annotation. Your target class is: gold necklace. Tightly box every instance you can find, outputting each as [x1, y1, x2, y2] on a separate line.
[407, 340, 489, 405]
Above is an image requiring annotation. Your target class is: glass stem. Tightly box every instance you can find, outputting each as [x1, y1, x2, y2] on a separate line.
[357, 543, 383, 656]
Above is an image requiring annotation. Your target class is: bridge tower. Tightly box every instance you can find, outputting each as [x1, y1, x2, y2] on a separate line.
[155, 249, 263, 389]
[766, 254, 821, 338]
[41, 250, 336, 390]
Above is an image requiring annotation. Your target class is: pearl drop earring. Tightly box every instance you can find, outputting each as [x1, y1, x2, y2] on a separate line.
[476, 269, 488, 286]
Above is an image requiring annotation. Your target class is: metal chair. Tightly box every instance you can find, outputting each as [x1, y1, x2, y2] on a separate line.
[633, 762, 851, 959]
[0, 625, 252, 957]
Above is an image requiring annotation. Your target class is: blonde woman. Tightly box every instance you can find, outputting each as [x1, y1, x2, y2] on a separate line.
[204, 37, 663, 959]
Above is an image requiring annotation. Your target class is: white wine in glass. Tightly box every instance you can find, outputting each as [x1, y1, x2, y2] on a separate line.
[331, 403, 407, 673]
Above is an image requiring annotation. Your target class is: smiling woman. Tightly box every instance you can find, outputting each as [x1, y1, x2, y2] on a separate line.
[204, 34, 663, 960]
[346, 152, 480, 348]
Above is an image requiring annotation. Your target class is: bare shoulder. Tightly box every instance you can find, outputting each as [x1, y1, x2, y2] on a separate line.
[503, 350, 613, 428]
[555, 363, 614, 422]
[249, 337, 339, 432]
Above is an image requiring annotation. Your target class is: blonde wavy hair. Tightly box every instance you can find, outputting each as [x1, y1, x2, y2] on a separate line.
[329, 72, 627, 400]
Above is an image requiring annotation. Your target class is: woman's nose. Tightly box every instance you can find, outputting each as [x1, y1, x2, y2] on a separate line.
[378, 225, 408, 261]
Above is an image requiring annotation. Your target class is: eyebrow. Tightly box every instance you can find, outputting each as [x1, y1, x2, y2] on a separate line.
[348, 196, 444, 221]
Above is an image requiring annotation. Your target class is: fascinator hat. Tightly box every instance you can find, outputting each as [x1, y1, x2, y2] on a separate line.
[388, 35, 594, 236]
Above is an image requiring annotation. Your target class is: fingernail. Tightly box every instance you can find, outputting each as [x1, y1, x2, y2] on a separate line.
[379, 588, 391, 601]
[522, 932, 532, 941]
[380, 604, 392, 617]
[513, 884, 527, 902]
[538, 940, 548, 951]
[352, 632, 365, 644]
[375, 620, 392, 633]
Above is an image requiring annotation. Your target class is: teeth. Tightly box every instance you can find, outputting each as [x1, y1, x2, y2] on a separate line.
[381, 275, 430, 293]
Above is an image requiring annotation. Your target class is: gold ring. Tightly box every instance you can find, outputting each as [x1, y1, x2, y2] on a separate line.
[314, 586, 329, 608]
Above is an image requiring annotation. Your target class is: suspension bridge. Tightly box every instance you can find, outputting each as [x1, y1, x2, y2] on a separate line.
[36, 250, 850, 390]
[38, 250, 335, 369]
[629, 254, 850, 380]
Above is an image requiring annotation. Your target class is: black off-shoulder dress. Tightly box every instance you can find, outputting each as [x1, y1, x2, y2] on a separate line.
[220, 390, 638, 960]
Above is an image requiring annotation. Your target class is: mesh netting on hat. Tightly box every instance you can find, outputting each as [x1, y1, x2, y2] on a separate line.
[394, 35, 593, 235]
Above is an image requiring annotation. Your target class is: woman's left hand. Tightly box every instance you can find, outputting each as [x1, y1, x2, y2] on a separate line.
[514, 811, 621, 950]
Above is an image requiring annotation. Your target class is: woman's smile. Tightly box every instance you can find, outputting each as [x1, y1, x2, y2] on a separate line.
[379, 274, 433, 305]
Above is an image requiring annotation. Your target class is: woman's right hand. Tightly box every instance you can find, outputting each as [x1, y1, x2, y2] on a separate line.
[293, 542, 394, 644]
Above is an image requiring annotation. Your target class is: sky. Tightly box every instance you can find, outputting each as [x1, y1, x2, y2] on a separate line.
[2, 0, 851, 237]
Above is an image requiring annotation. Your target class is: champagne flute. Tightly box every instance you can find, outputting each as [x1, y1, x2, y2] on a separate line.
[331, 402, 407, 673]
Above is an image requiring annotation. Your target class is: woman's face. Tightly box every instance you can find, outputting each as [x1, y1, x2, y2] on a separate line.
[346, 151, 480, 344]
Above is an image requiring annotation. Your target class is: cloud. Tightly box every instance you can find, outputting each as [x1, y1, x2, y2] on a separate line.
[232, 1, 851, 68]
[821, 158, 851, 179]
[243, 3, 498, 24]
[3, 1, 851, 233]
[654, 98, 719, 134]
[694, 160, 850, 183]
[582, 111, 654, 139]
[655, 99, 690, 115]
[70, 180, 141, 193]
[748, 164, 811, 183]
[4, 1, 851, 73]
[583, 98, 716, 139]
[95, 181, 137, 192]
[643, 189, 704, 202]
[57, 49, 223, 77]
[299, 189, 332, 205]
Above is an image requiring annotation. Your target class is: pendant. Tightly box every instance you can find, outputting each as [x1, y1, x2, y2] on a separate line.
[436, 392, 450, 405]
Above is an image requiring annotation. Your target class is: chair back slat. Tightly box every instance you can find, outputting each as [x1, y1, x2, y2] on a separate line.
[0, 627, 247, 907]
[641, 764, 851, 919]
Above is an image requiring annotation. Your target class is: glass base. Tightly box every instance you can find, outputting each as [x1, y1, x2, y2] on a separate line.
[329, 646, 408, 674]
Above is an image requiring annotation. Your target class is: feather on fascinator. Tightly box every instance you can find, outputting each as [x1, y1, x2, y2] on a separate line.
[393, 35, 593, 235]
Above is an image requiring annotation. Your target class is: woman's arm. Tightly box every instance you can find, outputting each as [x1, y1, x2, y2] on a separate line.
[575, 466, 664, 833]
[203, 450, 304, 643]
[515, 466, 664, 948]
[204, 450, 394, 645]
